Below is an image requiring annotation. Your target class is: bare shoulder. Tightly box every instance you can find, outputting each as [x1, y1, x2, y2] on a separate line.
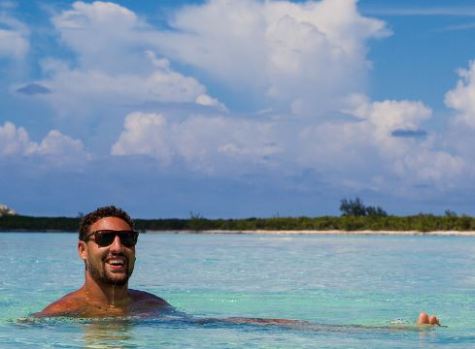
[128, 289, 173, 316]
[129, 290, 173, 314]
[129, 289, 171, 308]
[34, 289, 85, 317]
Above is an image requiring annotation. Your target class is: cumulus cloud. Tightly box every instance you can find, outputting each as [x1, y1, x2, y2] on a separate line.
[36, 55, 218, 117]
[52, 1, 146, 72]
[111, 113, 174, 165]
[445, 60, 475, 128]
[296, 95, 433, 173]
[0, 121, 36, 156]
[435, 60, 475, 174]
[28, 1, 223, 119]
[111, 98, 465, 188]
[112, 112, 281, 174]
[9, 0, 472, 197]
[339, 96, 465, 184]
[36, 130, 89, 160]
[0, 121, 89, 163]
[345, 95, 431, 151]
[156, 0, 389, 115]
[30, 0, 387, 120]
[0, 14, 29, 59]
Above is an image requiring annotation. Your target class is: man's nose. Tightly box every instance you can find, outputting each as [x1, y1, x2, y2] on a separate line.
[109, 234, 124, 251]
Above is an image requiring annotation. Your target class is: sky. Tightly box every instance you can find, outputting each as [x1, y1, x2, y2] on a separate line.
[2, 0, 475, 218]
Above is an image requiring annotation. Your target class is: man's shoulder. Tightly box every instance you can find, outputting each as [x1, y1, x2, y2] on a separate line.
[129, 289, 170, 306]
[34, 289, 85, 317]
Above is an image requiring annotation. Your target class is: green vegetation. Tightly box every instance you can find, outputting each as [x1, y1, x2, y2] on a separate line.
[1, 198, 472, 232]
[2, 213, 475, 233]
[0, 215, 79, 231]
[340, 198, 387, 217]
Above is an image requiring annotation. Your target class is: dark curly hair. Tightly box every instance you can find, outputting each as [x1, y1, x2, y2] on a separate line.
[79, 205, 134, 241]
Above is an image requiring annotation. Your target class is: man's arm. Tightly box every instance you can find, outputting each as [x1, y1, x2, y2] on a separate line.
[194, 313, 441, 330]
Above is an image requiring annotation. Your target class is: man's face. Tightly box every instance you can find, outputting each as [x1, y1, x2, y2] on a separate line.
[79, 216, 136, 286]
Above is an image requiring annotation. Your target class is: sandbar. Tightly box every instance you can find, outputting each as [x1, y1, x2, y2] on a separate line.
[150, 230, 475, 236]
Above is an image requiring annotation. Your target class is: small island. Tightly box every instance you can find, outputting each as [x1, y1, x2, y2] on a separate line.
[2, 198, 475, 235]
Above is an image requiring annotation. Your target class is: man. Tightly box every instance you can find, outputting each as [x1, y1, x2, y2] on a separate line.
[36, 205, 170, 317]
[35, 205, 440, 326]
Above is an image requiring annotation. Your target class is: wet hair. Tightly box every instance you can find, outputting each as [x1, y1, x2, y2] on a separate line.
[79, 205, 134, 241]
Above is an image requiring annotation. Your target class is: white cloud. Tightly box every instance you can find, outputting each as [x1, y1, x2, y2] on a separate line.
[111, 98, 465, 188]
[36, 0, 387, 120]
[38, 55, 215, 117]
[155, 0, 389, 115]
[0, 121, 89, 163]
[436, 60, 475, 177]
[13, 1, 472, 195]
[340, 96, 465, 184]
[0, 14, 29, 59]
[37, 130, 89, 161]
[112, 112, 281, 174]
[195, 94, 226, 110]
[346, 94, 431, 153]
[173, 114, 280, 173]
[32, 2, 223, 119]
[52, 1, 143, 71]
[397, 148, 465, 184]
[111, 112, 174, 165]
[445, 60, 475, 128]
[0, 121, 36, 156]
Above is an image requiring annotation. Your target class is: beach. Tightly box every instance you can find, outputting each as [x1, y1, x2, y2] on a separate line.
[156, 230, 475, 236]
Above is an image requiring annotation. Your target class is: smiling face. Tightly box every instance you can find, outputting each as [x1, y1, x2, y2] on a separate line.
[78, 216, 136, 287]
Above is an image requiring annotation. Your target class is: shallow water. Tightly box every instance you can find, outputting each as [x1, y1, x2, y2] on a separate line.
[2, 232, 475, 348]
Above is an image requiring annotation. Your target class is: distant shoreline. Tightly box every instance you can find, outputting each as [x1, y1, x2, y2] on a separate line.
[3, 228, 475, 237]
[150, 229, 475, 236]
[4, 229, 475, 236]
[3, 214, 475, 235]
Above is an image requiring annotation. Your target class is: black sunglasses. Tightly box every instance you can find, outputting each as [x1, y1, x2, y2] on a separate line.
[84, 230, 139, 248]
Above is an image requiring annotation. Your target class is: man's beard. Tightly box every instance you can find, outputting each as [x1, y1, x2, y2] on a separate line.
[87, 254, 134, 286]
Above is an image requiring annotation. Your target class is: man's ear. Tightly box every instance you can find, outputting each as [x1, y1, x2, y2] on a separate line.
[78, 240, 88, 261]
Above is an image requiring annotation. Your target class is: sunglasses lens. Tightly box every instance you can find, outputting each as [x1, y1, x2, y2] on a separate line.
[95, 232, 116, 247]
[92, 231, 138, 247]
[118, 232, 137, 247]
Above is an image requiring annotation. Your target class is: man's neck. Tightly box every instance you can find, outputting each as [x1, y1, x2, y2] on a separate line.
[83, 273, 131, 308]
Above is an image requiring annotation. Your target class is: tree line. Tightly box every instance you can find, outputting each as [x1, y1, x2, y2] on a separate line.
[1, 198, 474, 232]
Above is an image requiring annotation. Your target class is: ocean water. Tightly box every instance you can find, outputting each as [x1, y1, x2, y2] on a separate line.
[2, 232, 475, 348]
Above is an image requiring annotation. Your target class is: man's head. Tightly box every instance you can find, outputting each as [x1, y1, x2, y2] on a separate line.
[78, 206, 137, 287]
[79, 205, 134, 241]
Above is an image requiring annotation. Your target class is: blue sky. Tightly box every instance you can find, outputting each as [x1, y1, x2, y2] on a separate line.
[2, 0, 475, 218]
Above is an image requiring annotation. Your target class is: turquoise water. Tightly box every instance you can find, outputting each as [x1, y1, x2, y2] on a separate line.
[2, 232, 475, 348]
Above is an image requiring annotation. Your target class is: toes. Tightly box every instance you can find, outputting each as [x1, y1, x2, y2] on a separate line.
[429, 315, 440, 326]
[417, 312, 430, 324]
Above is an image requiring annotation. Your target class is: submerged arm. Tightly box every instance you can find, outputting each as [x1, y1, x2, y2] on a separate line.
[193, 312, 442, 330]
